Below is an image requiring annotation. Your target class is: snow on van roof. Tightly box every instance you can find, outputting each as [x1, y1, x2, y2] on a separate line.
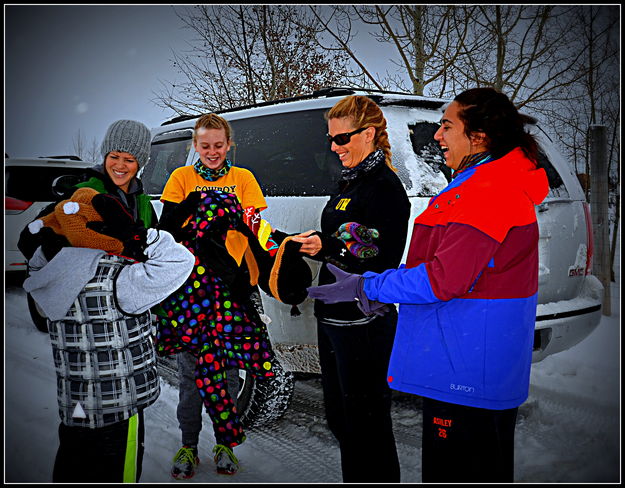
[158, 88, 450, 127]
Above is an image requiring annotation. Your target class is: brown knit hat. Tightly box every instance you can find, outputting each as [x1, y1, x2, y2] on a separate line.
[30, 187, 124, 253]
[267, 236, 313, 307]
[243, 230, 313, 316]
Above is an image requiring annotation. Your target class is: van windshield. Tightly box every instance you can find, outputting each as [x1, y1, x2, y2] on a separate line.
[228, 109, 342, 196]
[143, 111, 343, 196]
[142, 130, 194, 195]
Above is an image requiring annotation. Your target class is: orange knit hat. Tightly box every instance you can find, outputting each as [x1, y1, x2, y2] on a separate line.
[31, 187, 124, 253]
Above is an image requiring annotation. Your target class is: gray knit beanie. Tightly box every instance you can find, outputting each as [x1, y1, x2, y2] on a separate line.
[100, 119, 151, 168]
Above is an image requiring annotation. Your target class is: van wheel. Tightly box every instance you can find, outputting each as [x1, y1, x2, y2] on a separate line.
[26, 292, 49, 333]
[237, 359, 295, 428]
[234, 290, 295, 428]
[156, 356, 295, 428]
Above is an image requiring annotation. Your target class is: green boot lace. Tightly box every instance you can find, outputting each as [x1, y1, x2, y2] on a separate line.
[171, 446, 199, 479]
[213, 444, 239, 475]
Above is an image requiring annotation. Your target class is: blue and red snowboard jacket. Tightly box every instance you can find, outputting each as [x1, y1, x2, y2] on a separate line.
[362, 148, 549, 410]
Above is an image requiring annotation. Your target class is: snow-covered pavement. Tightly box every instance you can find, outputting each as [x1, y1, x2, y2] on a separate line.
[4, 247, 621, 483]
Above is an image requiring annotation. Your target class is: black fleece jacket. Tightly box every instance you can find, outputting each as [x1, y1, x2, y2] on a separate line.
[312, 162, 411, 322]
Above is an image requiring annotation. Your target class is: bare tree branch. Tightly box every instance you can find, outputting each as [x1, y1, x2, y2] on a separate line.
[153, 5, 351, 114]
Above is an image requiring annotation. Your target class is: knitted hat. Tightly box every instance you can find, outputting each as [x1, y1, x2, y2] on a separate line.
[266, 236, 313, 310]
[29, 187, 124, 254]
[241, 223, 313, 314]
[100, 119, 151, 168]
[191, 191, 244, 238]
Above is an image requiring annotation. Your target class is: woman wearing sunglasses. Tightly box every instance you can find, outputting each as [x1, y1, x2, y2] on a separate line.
[292, 95, 410, 482]
[308, 88, 550, 482]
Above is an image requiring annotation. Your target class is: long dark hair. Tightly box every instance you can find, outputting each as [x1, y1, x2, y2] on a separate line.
[454, 87, 538, 163]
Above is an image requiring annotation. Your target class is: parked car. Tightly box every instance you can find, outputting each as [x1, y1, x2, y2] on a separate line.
[140, 87, 603, 424]
[5, 156, 95, 331]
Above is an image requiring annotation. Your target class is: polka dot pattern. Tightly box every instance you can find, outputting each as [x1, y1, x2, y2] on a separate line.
[155, 190, 276, 447]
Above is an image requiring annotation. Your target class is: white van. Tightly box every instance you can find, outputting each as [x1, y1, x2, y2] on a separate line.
[142, 87, 604, 425]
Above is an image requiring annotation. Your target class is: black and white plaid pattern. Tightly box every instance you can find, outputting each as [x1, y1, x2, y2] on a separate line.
[48, 254, 160, 429]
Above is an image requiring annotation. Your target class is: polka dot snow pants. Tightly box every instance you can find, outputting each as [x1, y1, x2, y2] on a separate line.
[194, 328, 274, 447]
[157, 256, 276, 448]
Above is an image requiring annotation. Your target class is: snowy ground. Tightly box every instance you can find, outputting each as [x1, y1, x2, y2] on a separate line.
[4, 244, 621, 484]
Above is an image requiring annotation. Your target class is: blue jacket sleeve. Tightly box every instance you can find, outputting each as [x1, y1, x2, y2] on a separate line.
[362, 263, 440, 305]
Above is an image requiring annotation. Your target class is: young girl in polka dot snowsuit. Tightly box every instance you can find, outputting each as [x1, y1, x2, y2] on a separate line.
[155, 191, 276, 448]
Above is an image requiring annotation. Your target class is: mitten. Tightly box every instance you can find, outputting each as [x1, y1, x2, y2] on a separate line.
[344, 240, 379, 259]
[337, 222, 380, 245]
[242, 206, 280, 256]
[243, 206, 262, 235]
[306, 263, 363, 304]
[86, 194, 148, 261]
[307, 263, 389, 317]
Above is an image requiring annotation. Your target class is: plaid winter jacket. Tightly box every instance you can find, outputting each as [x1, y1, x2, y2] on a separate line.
[48, 254, 160, 428]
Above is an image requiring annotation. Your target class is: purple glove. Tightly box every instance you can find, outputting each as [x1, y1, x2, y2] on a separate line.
[307, 263, 390, 316]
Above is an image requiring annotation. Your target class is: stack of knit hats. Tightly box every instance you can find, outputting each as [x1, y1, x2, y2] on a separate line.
[243, 205, 279, 256]
[333, 222, 380, 258]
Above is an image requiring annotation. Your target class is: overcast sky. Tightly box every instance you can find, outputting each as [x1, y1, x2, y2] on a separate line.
[5, 4, 393, 162]
[5, 5, 190, 159]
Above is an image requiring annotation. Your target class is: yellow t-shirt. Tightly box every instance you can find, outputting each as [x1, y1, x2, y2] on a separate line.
[161, 165, 267, 264]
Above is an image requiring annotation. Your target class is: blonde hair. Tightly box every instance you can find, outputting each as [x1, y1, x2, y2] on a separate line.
[325, 95, 396, 171]
[193, 113, 233, 143]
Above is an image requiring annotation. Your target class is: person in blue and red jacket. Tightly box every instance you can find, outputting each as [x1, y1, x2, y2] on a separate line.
[308, 87, 549, 483]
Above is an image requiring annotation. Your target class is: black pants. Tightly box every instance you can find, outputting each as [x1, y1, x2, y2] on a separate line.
[53, 410, 145, 483]
[317, 311, 400, 483]
[422, 397, 518, 483]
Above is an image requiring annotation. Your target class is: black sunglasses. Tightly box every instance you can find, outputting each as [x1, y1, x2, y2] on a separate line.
[326, 127, 367, 146]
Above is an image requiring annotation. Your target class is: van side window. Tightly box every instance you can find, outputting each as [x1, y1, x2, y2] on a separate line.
[5, 166, 88, 202]
[228, 109, 341, 196]
[536, 150, 569, 198]
[407, 122, 452, 187]
[407, 123, 569, 200]
[142, 130, 193, 195]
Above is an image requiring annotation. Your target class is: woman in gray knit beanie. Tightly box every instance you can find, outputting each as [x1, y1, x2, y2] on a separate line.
[17, 118, 157, 271]
[75, 119, 157, 228]
[100, 119, 151, 193]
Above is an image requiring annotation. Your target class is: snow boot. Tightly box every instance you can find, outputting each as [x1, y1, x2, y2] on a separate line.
[171, 445, 200, 479]
[213, 444, 239, 475]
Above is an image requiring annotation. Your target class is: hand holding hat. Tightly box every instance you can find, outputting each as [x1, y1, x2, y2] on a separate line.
[86, 193, 148, 261]
[157, 191, 203, 241]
